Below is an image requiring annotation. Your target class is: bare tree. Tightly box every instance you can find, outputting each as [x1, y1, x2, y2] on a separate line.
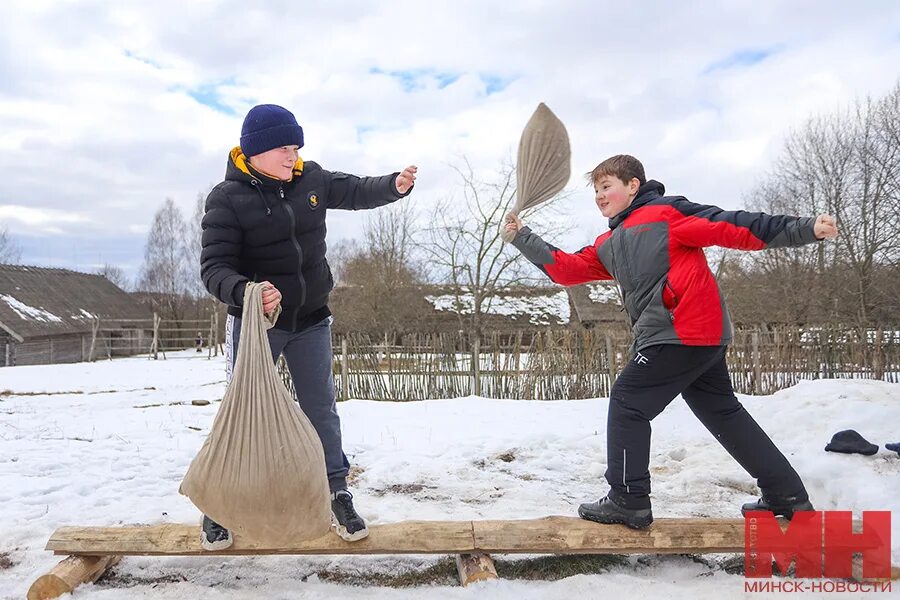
[96, 264, 130, 291]
[186, 191, 209, 298]
[740, 82, 900, 327]
[0, 224, 22, 264]
[137, 198, 193, 323]
[330, 202, 428, 335]
[421, 157, 567, 334]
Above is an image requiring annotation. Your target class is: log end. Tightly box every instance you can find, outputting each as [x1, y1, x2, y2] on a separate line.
[27, 555, 120, 600]
[27, 574, 73, 600]
[456, 553, 498, 586]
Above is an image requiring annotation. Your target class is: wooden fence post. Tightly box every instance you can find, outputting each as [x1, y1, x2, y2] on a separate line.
[341, 336, 349, 402]
[150, 313, 160, 360]
[207, 311, 214, 360]
[473, 336, 481, 397]
[213, 311, 220, 357]
[874, 328, 884, 381]
[605, 335, 617, 393]
[88, 318, 99, 362]
[752, 329, 762, 395]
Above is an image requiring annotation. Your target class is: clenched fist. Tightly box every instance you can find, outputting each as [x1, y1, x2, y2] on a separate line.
[814, 214, 838, 240]
[260, 281, 282, 314]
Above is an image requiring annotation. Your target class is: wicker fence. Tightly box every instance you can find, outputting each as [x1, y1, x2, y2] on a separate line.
[275, 326, 900, 401]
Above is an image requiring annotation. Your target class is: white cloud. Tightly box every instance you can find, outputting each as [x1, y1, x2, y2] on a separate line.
[1, 0, 899, 276]
[0, 205, 90, 229]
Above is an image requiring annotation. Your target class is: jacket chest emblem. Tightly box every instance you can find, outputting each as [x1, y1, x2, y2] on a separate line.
[307, 191, 320, 209]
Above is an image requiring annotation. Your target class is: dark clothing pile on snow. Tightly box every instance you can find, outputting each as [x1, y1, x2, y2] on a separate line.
[825, 429, 879, 456]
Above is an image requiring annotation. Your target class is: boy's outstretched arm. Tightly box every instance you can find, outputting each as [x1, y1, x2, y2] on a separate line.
[667, 198, 838, 249]
[504, 213, 613, 285]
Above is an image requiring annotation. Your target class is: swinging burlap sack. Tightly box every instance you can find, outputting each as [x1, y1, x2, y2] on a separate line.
[180, 282, 331, 545]
[501, 102, 571, 243]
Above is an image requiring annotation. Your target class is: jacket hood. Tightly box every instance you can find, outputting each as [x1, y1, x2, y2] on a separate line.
[225, 146, 305, 186]
[608, 179, 666, 229]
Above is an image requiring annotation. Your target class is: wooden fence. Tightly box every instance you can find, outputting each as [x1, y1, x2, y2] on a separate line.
[277, 326, 900, 401]
[0, 313, 223, 367]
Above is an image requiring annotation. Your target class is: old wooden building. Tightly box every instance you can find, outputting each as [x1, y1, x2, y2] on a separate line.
[0, 264, 151, 366]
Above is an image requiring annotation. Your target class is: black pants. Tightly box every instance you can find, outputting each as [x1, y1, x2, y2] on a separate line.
[605, 344, 807, 509]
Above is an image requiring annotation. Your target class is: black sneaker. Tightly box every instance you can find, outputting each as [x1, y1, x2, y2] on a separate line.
[578, 495, 654, 529]
[331, 490, 369, 542]
[200, 515, 233, 551]
[741, 496, 814, 520]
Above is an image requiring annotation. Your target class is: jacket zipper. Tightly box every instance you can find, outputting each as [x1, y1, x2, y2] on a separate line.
[280, 185, 306, 330]
[615, 232, 636, 323]
[665, 280, 677, 322]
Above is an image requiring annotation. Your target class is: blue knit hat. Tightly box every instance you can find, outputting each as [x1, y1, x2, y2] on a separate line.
[240, 104, 304, 157]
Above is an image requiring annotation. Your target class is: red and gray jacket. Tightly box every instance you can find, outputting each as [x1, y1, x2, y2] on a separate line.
[511, 180, 820, 351]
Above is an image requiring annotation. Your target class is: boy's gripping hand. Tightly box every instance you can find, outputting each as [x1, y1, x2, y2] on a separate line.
[814, 214, 838, 240]
[501, 212, 524, 243]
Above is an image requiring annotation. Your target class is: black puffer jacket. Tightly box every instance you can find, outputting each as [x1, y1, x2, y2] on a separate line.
[201, 147, 410, 331]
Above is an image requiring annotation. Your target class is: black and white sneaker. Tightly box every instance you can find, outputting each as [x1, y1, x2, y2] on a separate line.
[200, 515, 233, 551]
[331, 490, 369, 542]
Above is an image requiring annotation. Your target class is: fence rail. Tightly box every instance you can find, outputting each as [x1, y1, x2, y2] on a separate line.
[276, 326, 900, 401]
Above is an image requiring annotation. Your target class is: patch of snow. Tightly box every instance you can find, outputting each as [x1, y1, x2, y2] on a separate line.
[0, 294, 63, 323]
[587, 283, 621, 305]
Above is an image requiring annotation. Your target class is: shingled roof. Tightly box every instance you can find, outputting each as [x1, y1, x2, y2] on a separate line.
[0, 264, 150, 341]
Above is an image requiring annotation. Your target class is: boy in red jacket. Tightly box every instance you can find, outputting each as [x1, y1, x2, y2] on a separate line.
[506, 154, 838, 529]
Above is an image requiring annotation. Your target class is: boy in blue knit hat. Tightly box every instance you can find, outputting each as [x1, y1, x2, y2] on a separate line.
[200, 104, 417, 549]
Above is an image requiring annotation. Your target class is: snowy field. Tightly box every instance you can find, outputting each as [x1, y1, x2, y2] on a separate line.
[1, 350, 898, 599]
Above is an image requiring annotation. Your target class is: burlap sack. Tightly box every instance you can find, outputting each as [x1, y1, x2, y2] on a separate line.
[180, 282, 331, 545]
[501, 102, 571, 243]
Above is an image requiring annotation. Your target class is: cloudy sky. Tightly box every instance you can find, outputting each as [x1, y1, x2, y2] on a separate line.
[2, 0, 899, 280]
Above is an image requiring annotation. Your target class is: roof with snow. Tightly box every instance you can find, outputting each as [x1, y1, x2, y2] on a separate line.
[421, 282, 623, 328]
[0, 264, 150, 341]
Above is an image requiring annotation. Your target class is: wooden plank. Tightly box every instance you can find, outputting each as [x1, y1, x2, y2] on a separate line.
[456, 553, 498, 586]
[27, 555, 120, 600]
[47, 521, 475, 556]
[473, 517, 747, 554]
[46, 518, 748, 556]
[57, 517, 900, 559]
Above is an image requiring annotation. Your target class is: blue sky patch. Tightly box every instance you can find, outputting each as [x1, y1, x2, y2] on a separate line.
[123, 50, 164, 70]
[480, 74, 514, 95]
[369, 68, 514, 95]
[370, 67, 461, 91]
[702, 46, 783, 74]
[182, 78, 238, 115]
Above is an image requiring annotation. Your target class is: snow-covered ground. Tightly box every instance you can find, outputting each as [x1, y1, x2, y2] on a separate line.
[1, 351, 898, 599]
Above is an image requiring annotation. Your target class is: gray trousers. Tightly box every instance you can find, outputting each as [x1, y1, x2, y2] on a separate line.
[226, 313, 350, 493]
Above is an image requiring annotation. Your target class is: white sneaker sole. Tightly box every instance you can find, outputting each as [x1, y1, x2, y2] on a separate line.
[199, 517, 234, 551]
[332, 513, 369, 542]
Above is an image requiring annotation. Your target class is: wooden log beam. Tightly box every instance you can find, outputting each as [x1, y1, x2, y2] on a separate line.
[456, 553, 498, 586]
[46, 518, 753, 556]
[47, 520, 475, 556]
[474, 516, 747, 554]
[27, 555, 120, 600]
